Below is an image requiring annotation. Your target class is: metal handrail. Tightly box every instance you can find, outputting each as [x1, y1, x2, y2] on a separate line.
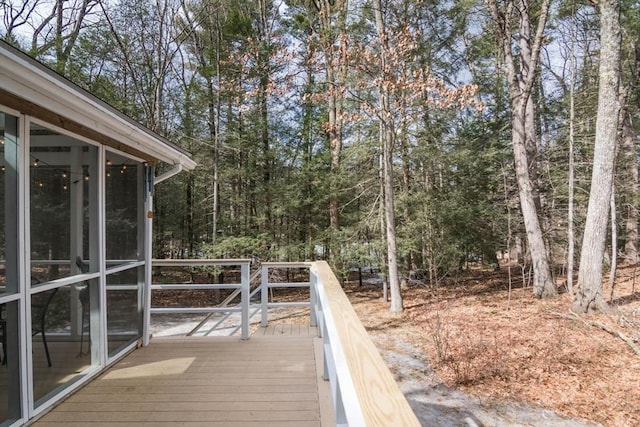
[187, 266, 263, 336]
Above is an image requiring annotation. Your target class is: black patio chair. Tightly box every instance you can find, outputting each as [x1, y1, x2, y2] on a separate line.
[0, 307, 6, 365]
[31, 287, 59, 367]
[75, 257, 90, 355]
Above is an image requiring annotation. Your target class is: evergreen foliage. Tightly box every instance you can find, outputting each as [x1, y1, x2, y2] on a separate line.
[1, 0, 638, 309]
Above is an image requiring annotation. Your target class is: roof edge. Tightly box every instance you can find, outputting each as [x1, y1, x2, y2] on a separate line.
[0, 40, 196, 171]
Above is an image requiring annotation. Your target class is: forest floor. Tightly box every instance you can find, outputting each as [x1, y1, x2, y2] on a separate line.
[346, 263, 640, 427]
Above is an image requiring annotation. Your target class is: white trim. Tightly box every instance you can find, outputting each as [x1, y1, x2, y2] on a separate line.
[69, 144, 84, 338]
[30, 273, 99, 291]
[104, 146, 147, 166]
[97, 145, 108, 368]
[142, 186, 153, 346]
[16, 111, 29, 424]
[29, 117, 100, 149]
[105, 339, 139, 367]
[0, 104, 21, 117]
[152, 259, 253, 267]
[311, 266, 367, 426]
[0, 293, 20, 304]
[23, 116, 35, 419]
[105, 261, 145, 276]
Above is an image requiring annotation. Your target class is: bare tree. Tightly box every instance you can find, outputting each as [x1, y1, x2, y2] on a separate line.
[29, 0, 100, 73]
[179, 0, 228, 244]
[363, 0, 478, 311]
[99, 0, 184, 133]
[619, 25, 640, 264]
[1, 0, 41, 43]
[621, 110, 639, 264]
[574, 0, 622, 313]
[566, 7, 579, 295]
[487, 0, 557, 297]
[372, 0, 402, 312]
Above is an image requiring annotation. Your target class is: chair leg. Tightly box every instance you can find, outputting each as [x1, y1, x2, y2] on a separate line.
[79, 305, 86, 356]
[41, 315, 52, 367]
[1, 321, 6, 366]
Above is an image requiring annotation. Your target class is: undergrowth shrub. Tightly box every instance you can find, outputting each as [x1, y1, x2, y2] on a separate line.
[425, 310, 509, 385]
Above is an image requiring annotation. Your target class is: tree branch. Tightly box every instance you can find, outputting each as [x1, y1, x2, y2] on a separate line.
[550, 311, 640, 357]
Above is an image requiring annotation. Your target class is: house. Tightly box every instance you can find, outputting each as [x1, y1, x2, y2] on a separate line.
[0, 39, 195, 425]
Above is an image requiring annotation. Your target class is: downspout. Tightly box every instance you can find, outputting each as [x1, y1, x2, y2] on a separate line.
[143, 164, 155, 346]
[154, 163, 183, 185]
[143, 163, 186, 345]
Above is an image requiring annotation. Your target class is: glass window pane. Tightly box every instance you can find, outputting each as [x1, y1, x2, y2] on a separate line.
[0, 110, 21, 425]
[107, 267, 143, 357]
[0, 112, 19, 296]
[0, 300, 22, 423]
[30, 123, 96, 283]
[105, 153, 142, 266]
[31, 282, 95, 406]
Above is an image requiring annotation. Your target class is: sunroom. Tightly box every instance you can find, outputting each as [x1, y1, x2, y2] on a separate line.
[0, 39, 196, 425]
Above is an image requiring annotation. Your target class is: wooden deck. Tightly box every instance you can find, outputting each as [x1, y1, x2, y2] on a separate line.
[32, 326, 333, 426]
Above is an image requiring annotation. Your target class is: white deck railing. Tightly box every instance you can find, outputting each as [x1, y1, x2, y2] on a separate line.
[259, 262, 314, 327]
[147, 259, 251, 340]
[256, 261, 420, 427]
[147, 259, 419, 426]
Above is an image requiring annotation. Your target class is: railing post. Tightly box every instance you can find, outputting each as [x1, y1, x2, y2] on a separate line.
[309, 268, 317, 328]
[260, 264, 269, 327]
[240, 262, 250, 340]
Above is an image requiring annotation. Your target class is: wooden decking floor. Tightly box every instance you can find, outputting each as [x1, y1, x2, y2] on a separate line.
[32, 326, 333, 427]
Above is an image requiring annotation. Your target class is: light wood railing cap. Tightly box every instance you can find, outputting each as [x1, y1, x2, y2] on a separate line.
[313, 261, 421, 427]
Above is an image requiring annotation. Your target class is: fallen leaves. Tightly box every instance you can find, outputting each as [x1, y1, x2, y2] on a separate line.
[347, 265, 640, 427]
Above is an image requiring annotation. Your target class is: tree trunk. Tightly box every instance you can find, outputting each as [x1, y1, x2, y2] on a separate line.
[488, 0, 556, 297]
[180, 0, 221, 243]
[513, 98, 557, 297]
[379, 149, 389, 303]
[373, 0, 402, 312]
[609, 187, 618, 298]
[574, 0, 622, 313]
[621, 111, 638, 263]
[400, 100, 413, 273]
[313, 0, 348, 258]
[567, 21, 577, 294]
[383, 120, 402, 312]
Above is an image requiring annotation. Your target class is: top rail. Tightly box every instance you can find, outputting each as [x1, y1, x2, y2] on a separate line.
[311, 261, 420, 427]
[152, 258, 252, 267]
[261, 261, 312, 268]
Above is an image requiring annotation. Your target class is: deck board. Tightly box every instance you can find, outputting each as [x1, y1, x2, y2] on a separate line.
[33, 326, 334, 426]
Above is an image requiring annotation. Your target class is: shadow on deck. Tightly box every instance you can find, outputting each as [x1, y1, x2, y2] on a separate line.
[32, 326, 333, 427]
